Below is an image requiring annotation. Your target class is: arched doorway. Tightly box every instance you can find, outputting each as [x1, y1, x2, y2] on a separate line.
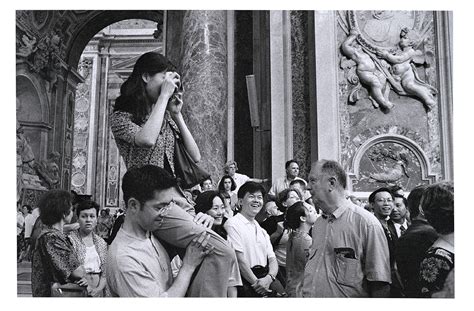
[68, 14, 163, 211]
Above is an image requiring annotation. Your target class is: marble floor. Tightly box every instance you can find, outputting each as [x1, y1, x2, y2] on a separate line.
[17, 260, 32, 297]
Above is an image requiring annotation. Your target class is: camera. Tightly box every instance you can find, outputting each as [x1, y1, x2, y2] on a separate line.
[174, 79, 184, 94]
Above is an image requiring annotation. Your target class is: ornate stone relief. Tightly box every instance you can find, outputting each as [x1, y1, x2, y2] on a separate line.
[338, 11, 438, 113]
[71, 57, 93, 194]
[350, 134, 437, 192]
[32, 11, 50, 29]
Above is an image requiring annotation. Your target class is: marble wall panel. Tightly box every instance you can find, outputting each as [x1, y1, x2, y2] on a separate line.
[291, 11, 312, 180]
[180, 11, 228, 184]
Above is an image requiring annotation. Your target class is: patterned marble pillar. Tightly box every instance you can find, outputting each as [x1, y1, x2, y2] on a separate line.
[180, 11, 228, 184]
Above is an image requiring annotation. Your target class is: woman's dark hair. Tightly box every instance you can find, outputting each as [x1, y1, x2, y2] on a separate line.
[421, 181, 454, 234]
[284, 201, 306, 230]
[38, 189, 73, 226]
[76, 200, 100, 217]
[199, 177, 213, 188]
[194, 191, 225, 214]
[406, 185, 427, 219]
[218, 175, 236, 192]
[114, 52, 172, 124]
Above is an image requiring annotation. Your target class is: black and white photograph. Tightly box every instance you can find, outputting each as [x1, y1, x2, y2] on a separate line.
[7, 0, 472, 308]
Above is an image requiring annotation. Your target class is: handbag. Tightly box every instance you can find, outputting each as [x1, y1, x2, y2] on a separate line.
[170, 125, 210, 189]
[50, 282, 88, 297]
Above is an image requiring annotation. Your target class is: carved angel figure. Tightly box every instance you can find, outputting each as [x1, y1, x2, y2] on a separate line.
[341, 30, 394, 110]
[17, 34, 37, 58]
[377, 28, 438, 111]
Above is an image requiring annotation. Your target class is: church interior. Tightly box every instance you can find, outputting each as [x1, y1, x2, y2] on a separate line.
[16, 10, 453, 212]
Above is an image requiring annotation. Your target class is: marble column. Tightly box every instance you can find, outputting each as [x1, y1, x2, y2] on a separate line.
[180, 10, 228, 184]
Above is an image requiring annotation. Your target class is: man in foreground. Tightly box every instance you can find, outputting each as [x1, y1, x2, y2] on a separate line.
[301, 160, 391, 297]
[107, 165, 218, 297]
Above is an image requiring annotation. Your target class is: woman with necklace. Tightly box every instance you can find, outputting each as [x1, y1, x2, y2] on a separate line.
[284, 201, 318, 297]
[68, 200, 108, 297]
[417, 181, 454, 298]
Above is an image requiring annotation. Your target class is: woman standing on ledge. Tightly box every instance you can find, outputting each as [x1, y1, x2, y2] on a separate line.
[109, 51, 200, 175]
[108, 52, 239, 297]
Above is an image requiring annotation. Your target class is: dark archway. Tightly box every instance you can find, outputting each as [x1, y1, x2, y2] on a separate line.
[66, 10, 163, 69]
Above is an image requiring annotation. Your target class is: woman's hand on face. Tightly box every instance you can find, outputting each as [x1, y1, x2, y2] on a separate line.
[160, 71, 180, 99]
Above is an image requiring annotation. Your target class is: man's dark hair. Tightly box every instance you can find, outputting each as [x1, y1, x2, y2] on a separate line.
[237, 181, 266, 199]
[75, 200, 100, 217]
[199, 177, 213, 188]
[122, 165, 178, 207]
[318, 160, 347, 189]
[285, 159, 298, 169]
[392, 193, 408, 207]
[368, 187, 394, 203]
[421, 181, 454, 234]
[38, 189, 73, 225]
[406, 185, 427, 219]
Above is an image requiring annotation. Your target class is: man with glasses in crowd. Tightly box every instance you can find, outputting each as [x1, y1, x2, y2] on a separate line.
[107, 165, 240, 297]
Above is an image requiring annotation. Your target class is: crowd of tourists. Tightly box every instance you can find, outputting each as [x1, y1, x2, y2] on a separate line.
[18, 51, 454, 298]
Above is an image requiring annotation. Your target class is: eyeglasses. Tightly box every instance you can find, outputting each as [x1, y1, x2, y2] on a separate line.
[153, 199, 176, 213]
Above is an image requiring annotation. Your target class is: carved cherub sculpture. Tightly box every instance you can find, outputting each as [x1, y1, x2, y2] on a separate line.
[341, 29, 394, 111]
[376, 28, 438, 111]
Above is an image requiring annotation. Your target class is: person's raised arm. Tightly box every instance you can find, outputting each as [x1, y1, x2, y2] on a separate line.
[135, 72, 179, 147]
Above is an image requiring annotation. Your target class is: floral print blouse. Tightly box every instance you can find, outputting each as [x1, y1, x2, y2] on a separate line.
[109, 110, 180, 173]
[31, 226, 81, 297]
[418, 247, 454, 297]
[68, 229, 107, 277]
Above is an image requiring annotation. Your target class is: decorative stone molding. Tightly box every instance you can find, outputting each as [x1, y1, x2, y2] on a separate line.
[349, 134, 438, 191]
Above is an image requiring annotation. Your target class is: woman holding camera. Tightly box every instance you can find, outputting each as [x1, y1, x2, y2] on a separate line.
[109, 52, 239, 297]
[110, 51, 200, 176]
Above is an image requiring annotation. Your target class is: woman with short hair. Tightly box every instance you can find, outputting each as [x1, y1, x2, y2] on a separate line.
[68, 200, 108, 297]
[31, 190, 87, 297]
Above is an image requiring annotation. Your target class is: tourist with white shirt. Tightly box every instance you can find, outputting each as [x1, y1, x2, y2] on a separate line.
[224, 181, 286, 297]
